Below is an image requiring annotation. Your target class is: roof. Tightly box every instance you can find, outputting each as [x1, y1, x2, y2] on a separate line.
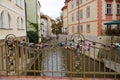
[104, 20, 120, 25]
[61, 5, 67, 11]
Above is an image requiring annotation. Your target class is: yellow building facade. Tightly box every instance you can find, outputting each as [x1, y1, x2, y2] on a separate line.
[0, 0, 26, 43]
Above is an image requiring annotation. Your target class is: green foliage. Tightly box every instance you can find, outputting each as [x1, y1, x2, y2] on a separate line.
[27, 22, 39, 43]
[51, 13, 63, 35]
[27, 31, 39, 43]
[41, 15, 47, 19]
[30, 23, 39, 33]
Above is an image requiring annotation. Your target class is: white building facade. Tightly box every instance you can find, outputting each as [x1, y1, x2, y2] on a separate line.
[40, 13, 55, 38]
[0, 0, 26, 43]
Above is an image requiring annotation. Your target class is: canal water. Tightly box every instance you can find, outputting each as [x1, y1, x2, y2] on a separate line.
[42, 47, 65, 77]
[28, 45, 120, 78]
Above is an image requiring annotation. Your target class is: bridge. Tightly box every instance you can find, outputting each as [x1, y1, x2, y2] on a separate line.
[0, 34, 120, 80]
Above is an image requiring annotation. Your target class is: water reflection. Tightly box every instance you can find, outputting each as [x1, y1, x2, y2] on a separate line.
[40, 46, 120, 78]
[42, 47, 65, 77]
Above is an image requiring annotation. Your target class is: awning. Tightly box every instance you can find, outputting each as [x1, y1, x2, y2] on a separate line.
[104, 20, 120, 25]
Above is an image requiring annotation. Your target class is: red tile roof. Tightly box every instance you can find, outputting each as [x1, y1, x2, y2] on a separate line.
[61, 4, 67, 11]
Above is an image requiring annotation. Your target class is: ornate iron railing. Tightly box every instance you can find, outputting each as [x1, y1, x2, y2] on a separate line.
[0, 34, 120, 79]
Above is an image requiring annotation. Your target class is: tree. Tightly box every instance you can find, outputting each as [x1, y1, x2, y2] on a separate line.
[51, 13, 63, 35]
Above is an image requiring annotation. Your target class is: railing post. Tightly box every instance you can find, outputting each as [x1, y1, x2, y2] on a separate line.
[5, 34, 17, 75]
[70, 49, 73, 78]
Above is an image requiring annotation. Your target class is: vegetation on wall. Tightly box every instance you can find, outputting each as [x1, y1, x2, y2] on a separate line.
[27, 22, 39, 43]
[27, 31, 39, 43]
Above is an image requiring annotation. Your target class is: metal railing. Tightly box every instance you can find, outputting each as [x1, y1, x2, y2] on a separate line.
[0, 34, 120, 79]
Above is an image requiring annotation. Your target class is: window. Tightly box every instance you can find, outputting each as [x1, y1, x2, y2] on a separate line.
[79, 10, 83, 19]
[21, 18, 23, 29]
[20, 0, 22, 7]
[79, 25, 83, 33]
[76, 11, 78, 21]
[17, 17, 20, 28]
[16, 0, 23, 8]
[8, 13, 11, 28]
[117, 4, 120, 14]
[79, 0, 82, 4]
[86, 24, 90, 33]
[76, 0, 79, 6]
[106, 4, 112, 14]
[0, 11, 12, 29]
[86, 7, 90, 18]
[0, 11, 4, 28]
[72, 13, 74, 21]
[71, 0, 74, 8]
[72, 26, 74, 33]
[16, 0, 18, 5]
[17, 17, 24, 29]
[77, 25, 79, 33]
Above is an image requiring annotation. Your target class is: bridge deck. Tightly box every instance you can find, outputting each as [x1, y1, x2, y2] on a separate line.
[0, 76, 115, 80]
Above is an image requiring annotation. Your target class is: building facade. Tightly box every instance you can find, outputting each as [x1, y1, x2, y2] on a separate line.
[25, 0, 41, 42]
[0, 0, 26, 43]
[62, 0, 120, 40]
[40, 13, 55, 38]
[47, 17, 55, 37]
[41, 14, 48, 37]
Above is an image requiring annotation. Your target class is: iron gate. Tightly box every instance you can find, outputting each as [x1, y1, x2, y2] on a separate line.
[0, 34, 120, 79]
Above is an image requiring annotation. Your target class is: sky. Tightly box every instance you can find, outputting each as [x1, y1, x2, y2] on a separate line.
[39, 0, 65, 19]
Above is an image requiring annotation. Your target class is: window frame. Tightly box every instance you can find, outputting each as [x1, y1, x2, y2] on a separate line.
[79, 25, 83, 33]
[86, 24, 90, 33]
[79, 0, 82, 4]
[117, 4, 120, 14]
[0, 11, 4, 28]
[76, 0, 79, 6]
[86, 6, 90, 18]
[76, 11, 78, 21]
[72, 26, 74, 33]
[21, 18, 23, 29]
[71, 0, 74, 9]
[72, 13, 74, 22]
[17, 17, 20, 29]
[79, 9, 83, 19]
[106, 3, 112, 14]
[8, 13, 11, 28]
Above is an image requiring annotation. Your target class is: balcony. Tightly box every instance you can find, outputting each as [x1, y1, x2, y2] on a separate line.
[104, 20, 120, 36]
[104, 28, 120, 36]
[116, 0, 120, 2]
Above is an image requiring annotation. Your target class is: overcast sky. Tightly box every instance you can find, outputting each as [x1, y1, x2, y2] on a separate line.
[39, 0, 65, 19]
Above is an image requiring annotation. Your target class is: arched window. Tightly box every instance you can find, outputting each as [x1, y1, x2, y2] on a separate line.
[16, 0, 18, 5]
[20, 0, 22, 7]
[8, 13, 11, 28]
[21, 18, 23, 29]
[0, 11, 4, 28]
[17, 17, 20, 28]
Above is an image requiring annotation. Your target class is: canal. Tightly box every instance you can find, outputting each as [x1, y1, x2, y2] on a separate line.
[27, 45, 120, 78]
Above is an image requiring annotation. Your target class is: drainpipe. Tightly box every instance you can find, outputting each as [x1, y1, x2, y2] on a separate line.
[24, 0, 28, 42]
[78, 0, 80, 34]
